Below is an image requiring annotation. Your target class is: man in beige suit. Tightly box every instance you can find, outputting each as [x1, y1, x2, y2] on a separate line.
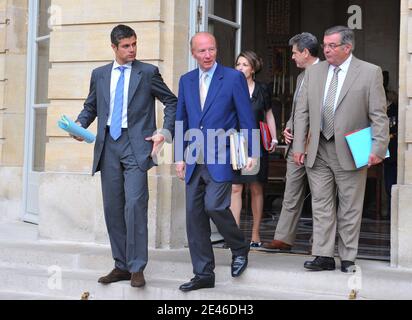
[293, 26, 389, 272]
[264, 32, 319, 251]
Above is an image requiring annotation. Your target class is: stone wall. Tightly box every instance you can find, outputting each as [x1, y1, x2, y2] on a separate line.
[0, 0, 27, 222]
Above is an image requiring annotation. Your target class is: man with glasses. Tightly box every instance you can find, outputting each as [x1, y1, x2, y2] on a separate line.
[293, 26, 389, 273]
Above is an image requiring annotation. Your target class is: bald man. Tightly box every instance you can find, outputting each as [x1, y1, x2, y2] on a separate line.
[175, 32, 257, 291]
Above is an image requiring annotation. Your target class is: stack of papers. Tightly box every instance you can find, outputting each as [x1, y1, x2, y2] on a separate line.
[57, 115, 95, 143]
[230, 132, 248, 170]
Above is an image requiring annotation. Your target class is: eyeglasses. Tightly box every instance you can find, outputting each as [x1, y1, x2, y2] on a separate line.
[321, 43, 345, 50]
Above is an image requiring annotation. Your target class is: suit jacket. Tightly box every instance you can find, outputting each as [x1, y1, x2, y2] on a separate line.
[285, 70, 305, 156]
[294, 56, 389, 170]
[77, 60, 177, 174]
[175, 63, 256, 184]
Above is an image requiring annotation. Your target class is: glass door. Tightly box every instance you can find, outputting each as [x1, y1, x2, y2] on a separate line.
[22, 0, 51, 223]
[195, 0, 242, 67]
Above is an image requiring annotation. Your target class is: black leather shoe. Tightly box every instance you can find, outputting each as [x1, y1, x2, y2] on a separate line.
[304, 256, 335, 271]
[231, 255, 248, 277]
[179, 276, 215, 292]
[341, 260, 356, 273]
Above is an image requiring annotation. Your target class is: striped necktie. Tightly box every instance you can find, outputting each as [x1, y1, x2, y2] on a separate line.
[322, 66, 341, 140]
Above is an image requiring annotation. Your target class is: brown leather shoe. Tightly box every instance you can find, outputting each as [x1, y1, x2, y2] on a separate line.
[98, 268, 131, 284]
[131, 271, 146, 288]
[262, 240, 292, 251]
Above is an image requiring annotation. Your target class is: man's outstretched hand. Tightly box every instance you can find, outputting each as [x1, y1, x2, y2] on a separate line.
[145, 133, 166, 158]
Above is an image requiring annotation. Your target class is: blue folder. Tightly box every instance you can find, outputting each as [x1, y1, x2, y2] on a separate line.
[345, 126, 389, 168]
[57, 115, 95, 143]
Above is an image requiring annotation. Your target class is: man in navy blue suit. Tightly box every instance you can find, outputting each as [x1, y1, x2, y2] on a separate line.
[175, 32, 257, 292]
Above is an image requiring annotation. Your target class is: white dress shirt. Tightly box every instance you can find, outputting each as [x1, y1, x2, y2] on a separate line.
[297, 58, 320, 95]
[199, 62, 217, 96]
[107, 60, 133, 128]
[322, 54, 353, 112]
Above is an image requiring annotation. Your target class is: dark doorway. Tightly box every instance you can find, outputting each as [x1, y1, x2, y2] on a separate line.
[234, 0, 400, 261]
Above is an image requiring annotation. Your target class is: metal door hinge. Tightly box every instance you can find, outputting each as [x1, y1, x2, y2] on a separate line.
[197, 5, 203, 25]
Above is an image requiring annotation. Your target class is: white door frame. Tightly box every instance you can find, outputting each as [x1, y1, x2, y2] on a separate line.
[189, 0, 243, 69]
[22, 0, 50, 223]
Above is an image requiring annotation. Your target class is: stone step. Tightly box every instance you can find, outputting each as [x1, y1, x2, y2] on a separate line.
[0, 240, 112, 271]
[1, 239, 412, 299]
[0, 290, 72, 300]
[0, 240, 351, 298]
[0, 263, 345, 300]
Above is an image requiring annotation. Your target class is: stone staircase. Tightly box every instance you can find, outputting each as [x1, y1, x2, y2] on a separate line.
[0, 222, 412, 300]
[0, 239, 339, 300]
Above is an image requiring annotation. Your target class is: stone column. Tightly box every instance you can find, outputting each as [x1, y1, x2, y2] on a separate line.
[391, 0, 412, 268]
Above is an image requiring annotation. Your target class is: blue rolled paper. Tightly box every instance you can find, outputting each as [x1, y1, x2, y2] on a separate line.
[57, 115, 95, 143]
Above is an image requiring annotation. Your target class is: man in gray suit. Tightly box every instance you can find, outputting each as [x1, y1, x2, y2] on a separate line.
[73, 25, 177, 287]
[264, 32, 319, 251]
[293, 26, 389, 272]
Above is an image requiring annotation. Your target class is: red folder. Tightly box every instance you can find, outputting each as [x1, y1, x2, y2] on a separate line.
[259, 121, 272, 151]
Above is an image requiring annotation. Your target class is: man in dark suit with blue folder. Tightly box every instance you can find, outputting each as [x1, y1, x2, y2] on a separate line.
[73, 25, 177, 288]
[175, 32, 257, 291]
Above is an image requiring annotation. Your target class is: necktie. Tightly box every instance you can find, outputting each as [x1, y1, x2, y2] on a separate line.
[110, 66, 126, 140]
[199, 72, 208, 110]
[322, 66, 341, 140]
